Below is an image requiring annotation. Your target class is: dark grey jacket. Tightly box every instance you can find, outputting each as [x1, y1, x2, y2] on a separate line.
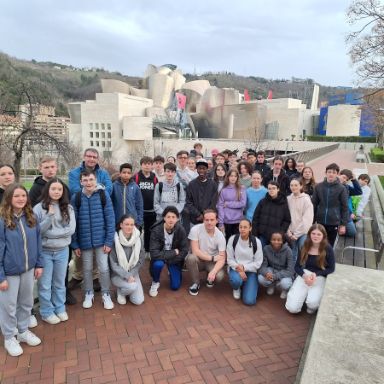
[311, 180, 349, 226]
[259, 243, 294, 280]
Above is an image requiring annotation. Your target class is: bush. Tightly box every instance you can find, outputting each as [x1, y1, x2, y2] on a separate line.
[370, 147, 384, 162]
[306, 135, 376, 143]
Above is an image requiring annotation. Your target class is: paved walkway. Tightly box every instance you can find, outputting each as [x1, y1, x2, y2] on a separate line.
[0, 262, 311, 384]
[308, 148, 383, 182]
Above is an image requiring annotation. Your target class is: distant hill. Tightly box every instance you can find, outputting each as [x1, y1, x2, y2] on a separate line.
[0, 52, 360, 117]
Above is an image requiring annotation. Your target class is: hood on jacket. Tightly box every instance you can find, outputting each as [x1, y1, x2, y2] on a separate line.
[81, 183, 105, 195]
[265, 192, 287, 204]
[33, 176, 46, 185]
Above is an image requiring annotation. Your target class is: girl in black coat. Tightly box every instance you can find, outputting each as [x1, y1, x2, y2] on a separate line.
[252, 181, 291, 247]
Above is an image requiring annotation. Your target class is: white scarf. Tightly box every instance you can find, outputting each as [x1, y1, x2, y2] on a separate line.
[114, 227, 141, 271]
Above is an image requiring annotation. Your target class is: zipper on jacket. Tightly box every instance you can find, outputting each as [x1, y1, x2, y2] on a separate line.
[18, 218, 29, 272]
[123, 185, 127, 214]
[88, 197, 94, 246]
[324, 186, 330, 225]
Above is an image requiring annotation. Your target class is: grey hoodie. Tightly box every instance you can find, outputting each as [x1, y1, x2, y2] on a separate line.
[153, 178, 186, 220]
[33, 202, 76, 251]
[259, 243, 294, 281]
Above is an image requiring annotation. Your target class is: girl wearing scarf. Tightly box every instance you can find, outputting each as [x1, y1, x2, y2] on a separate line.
[109, 215, 145, 305]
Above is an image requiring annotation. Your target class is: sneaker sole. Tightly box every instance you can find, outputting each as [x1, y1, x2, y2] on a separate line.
[6, 348, 23, 357]
[189, 290, 199, 296]
[42, 318, 61, 325]
[148, 292, 158, 297]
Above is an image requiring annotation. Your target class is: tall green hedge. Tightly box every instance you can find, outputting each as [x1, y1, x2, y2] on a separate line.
[370, 148, 384, 162]
[306, 135, 376, 143]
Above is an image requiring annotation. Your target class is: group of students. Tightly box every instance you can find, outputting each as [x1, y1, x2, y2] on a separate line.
[0, 144, 372, 357]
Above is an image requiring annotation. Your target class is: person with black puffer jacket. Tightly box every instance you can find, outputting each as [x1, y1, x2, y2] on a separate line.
[252, 181, 291, 247]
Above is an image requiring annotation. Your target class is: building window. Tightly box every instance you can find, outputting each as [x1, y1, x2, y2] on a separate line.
[90, 132, 93, 138]
[89, 123, 93, 130]
[107, 132, 111, 138]
[107, 141, 111, 148]
[96, 141, 99, 147]
[102, 141, 105, 147]
[107, 123, 111, 130]
[95, 132, 99, 138]
[90, 141, 94, 146]
[95, 123, 99, 130]
[101, 132, 105, 138]
[101, 123, 105, 130]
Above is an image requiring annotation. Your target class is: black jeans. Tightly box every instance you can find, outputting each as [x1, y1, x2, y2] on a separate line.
[143, 211, 157, 252]
[224, 223, 240, 243]
[323, 225, 338, 247]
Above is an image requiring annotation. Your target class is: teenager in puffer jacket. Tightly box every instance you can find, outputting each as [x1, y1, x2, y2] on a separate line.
[252, 181, 291, 247]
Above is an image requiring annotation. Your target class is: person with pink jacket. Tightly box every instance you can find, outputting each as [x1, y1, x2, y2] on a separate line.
[287, 178, 314, 261]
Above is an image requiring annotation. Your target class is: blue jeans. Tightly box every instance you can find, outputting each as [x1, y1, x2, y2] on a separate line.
[151, 260, 182, 290]
[346, 221, 356, 237]
[82, 247, 111, 294]
[38, 248, 68, 318]
[228, 269, 258, 306]
[290, 234, 306, 263]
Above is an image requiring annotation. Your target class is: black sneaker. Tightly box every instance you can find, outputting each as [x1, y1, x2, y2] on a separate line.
[65, 291, 77, 305]
[206, 280, 214, 288]
[189, 283, 200, 296]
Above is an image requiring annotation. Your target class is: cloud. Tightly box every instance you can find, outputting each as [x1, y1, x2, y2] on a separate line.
[0, 0, 354, 85]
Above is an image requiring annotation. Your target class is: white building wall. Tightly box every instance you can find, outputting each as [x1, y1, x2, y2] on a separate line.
[326, 104, 361, 136]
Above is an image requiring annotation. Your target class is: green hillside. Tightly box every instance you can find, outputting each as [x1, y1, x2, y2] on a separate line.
[0, 52, 359, 117]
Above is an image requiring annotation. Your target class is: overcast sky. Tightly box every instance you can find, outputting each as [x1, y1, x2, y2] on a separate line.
[0, 0, 355, 86]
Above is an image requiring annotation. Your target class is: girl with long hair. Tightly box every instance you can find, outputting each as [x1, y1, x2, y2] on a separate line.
[227, 219, 263, 305]
[213, 164, 227, 193]
[284, 157, 300, 179]
[237, 161, 252, 188]
[285, 224, 335, 314]
[302, 167, 316, 196]
[33, 179, 76, 324]
[0, 164, 15, 203]
[109, 214, 145, 305]
[0, 184, 43, 356]
[287, 178, 314, 262]
[217, 169, 247, 241]
[244, 171, 267, 222]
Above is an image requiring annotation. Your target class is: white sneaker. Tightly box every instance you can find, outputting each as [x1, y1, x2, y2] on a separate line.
[17, 330, 41, 346]
[233, 289, 241, 300]
[4, 337, 23, 356]
[28, 314, 38, 328]
[56, 312, 69, 322]
[306, 307, 316, 314]
[117, 290, 127, 305]
[102, 293, 114, 310]
[42, 314, 61, 325]
[280, 290, 288, 300]
[149, 282, 160, 297]
[83, 291, 94, 309]
[266, 286, 275, 295]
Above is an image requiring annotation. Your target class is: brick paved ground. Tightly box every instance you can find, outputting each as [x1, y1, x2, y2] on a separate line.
[308, 148, 383, 182]
[0, 262, 312, 384]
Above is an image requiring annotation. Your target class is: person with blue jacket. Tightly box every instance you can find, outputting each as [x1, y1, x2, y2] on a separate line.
[68, 148, 112, 197]
[0, 184, 44, 357]
[112, 163, 143, 227]
[71, 170, 115, 310]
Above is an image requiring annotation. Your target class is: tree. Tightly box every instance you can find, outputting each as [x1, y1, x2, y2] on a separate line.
[347, 0, 384, 87]
[0, 80, 80, 180]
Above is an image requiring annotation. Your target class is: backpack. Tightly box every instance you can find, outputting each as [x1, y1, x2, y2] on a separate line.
[232, 233, 258, 254]
[75, 189, 106, 209]
[158, 182, 181, 203]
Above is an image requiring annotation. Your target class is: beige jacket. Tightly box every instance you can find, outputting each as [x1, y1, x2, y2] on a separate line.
[287, 193, 314, 238]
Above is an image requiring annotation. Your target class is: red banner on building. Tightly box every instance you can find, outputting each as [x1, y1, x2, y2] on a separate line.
[175, 92, 186, 110]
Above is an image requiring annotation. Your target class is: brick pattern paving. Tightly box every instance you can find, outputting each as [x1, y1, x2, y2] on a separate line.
[308, 148, 383, 182]
[0, 262, 311, 384]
